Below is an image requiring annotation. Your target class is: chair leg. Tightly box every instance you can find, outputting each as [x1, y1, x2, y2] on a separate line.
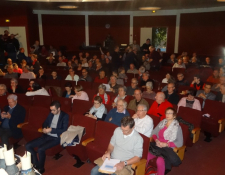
[73, 154, 85, 168]
[204, 132, 212, 142]
[53, 153, 63, 160]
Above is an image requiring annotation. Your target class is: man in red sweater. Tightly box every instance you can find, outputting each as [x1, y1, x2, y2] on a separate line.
[147, 92, 173, 120]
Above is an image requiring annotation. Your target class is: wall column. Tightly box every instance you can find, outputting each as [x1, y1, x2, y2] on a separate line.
[85, 14, 89, 46]
[174, 12, 180, 53]
[129, 14, 133, 45]
[38, 13, 44, 45]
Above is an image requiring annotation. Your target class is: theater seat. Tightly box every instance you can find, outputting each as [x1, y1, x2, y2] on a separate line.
[66, 115, 96, 165]
[201, 99, 225, 137]
[52, 96, 72, 112]
[177, 106, 202, 146]
[127, 108, 135, 117]
[32, 95, 52, 107]
[18, 107, 50, 142]
[72, 99, 93, 115]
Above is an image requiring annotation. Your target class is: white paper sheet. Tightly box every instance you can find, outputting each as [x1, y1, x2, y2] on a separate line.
[103, 84, 111, 92]
[99, 158, 120, 173]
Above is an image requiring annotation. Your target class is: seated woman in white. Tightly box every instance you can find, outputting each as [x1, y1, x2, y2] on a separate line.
[70, 85, 89, 102]
[65, 68, 79, 84]
[85, 96, 107, 121]
[25, 82, 49, 96]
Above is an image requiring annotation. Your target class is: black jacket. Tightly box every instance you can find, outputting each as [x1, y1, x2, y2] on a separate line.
[62, 90, 75, 98]
[164, 91, 180, 105]
[0, 104, 26, 139]
[215, 92, 223, 102]
[7, 85, 24, 94]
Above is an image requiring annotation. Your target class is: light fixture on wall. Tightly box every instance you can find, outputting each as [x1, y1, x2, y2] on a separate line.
[217, 0, 225, 2]
[152, 10, 156, 13]
[11, 0, 134, 2]
[59, 5, 78, 9]
[139, 7, 161, 11]
[5, 19, 10, 22]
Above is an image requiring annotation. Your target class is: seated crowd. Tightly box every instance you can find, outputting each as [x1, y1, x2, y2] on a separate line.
[0, 41, 225, 175]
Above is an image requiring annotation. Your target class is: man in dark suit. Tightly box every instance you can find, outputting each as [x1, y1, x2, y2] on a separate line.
[111, 46, 121, 71]
[164, 83, 180, 105]
[215, 84, 225, 103]
[0, 94, 26, 148]
[31, 54, 40, 75]
[25, 101, 69, 174]
[149, 46, 162, 71]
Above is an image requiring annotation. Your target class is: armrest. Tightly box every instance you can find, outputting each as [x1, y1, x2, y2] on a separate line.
[173, 145, 186, 161]
[17, 122, 28, 128]
[38, 128, 43, 133]
[131, 159, 147, 170]
[82, 137, 95, 146]
[192, 127, 201, 143]
[149, 137, 154, 142]
[218, 118, 225, 133]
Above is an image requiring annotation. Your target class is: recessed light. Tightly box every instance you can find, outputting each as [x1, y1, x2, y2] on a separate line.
[59, 5, 78, 9]
[139, 7, 161, 10]
[5, 19, 10, 22]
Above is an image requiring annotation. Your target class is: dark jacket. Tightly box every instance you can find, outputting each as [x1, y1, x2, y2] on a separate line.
[215, 92, 223, 102]
[7, 85, 24, 94]
[62, 90, 75, 98]
[111, 51, 121, 71]
[42, 111, 69, 137]
[36, 74, 47, 80]
[0, 104, 26, 139]
[33, 61, 41, 75]
[124, 52, 137, 71]
[164, 91, 180, 105]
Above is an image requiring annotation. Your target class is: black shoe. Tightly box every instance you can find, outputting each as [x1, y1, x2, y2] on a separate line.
[37, 168, 45, 174]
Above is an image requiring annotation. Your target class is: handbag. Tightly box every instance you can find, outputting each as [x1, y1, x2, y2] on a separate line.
[145, 165, 157, 175]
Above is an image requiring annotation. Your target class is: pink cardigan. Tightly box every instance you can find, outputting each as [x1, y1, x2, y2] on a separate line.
[177, 97, 201, 112]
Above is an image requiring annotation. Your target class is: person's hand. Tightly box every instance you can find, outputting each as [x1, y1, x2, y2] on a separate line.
[159, 142, 168, 147]
[112, 102, 116, 108]
[199, 93, 206, 99]
[191, 80, 195, 84]
[45, 128, 52, 133]
[132, 114, 138, 119]
[102, 151, 111, 161]
[216, 84, 221, 88]
[42, 128, 47, 134]
[69, 95, 74, 98]
[5, 112, 11, 119]
[149, 59, 153, 62]
[1, 112, 7, 119]
[114, 162, 125, 171]
[85, 114, 89, 117]
[159, 59, 163, 63]
[110, 88, 113, 92]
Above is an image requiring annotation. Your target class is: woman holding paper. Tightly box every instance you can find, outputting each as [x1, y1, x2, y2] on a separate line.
[146, 107, 183, 175]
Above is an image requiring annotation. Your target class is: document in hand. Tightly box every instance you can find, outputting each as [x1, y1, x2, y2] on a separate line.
[99, 158, 120, 174]
[103, 84, 111, 92]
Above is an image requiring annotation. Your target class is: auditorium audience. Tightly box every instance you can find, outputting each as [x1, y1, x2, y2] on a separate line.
[132, 104, 153, 137]
[65, 68, 79, 83]
[65, 60, 74, 70]
[36, 68, 47, 80]
[215, 84, 225, 102]
[26, 82, 49, 96]
[147, 107, 183, 175]
[85, 96, 107, 121]
[0, 84, 7, 96]
[47, 56, 56, 66]
[0, 94, 26, 148]
[79, 68, 92, 82]
[17, 48, 27, 64]
[140, 71, 154, 89]
[4, 65, 18, 79]
[147, 92, 173, 120]
[111, 85, 129, 107]
[111, 70, 124, 85]
[162, 73, 171, 83]
[103, 58, 112, 76]
[217, 58, 224, 68]
[177, 89, 201, 111]
[206, 69, 220, 84]
[82, 58, 88, 67]
[109, 75, 120, 93]
[30, 54, 40, 75]
[128, 89, 149, 111]
[141, 38, 151, 54]
[26, 101, 69, 174]
[57, 56, 66, 67]
[62, 82, 75, 98]
[70, 85, 89, 102]
[94, 70, 108, 84]
[190, 57, 199, 68]
[105, 99, 130, 126]
[142, 82, 156, 100]
[27, 80, 34, 92]
[201, 57, 213, 68]
[126, 78, 138, 96]
[172, 58, 186, 71]
[127, 63, 139, 74]
[190, 75, 204, 90]
[76, 62, 83, 73]
[176, 73, 189, 86]
[149, 46, 162, 70]
[20, 65, 36, 79]
[164, 83, 180, 105]
[91, 116, 142, 175]
[7, 78, 24, 94]
[4, 58, 13, 69]
[93, 84, 110, 105]
[49, 71, 61, 80]
[167, 54, 176, 65]
[13, 63, 23, 74]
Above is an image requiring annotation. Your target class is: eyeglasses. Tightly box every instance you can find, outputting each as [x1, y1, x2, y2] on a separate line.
[116, 104, 124, 107]
[166, 113, 174, 115]
[94, 102, 100, 105]
[137, 110, 146, 112]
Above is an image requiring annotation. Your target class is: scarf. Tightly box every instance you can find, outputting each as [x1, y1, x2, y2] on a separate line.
[158, 119, 179, 142]
[89, 104, 106, 119]
[114, 95, 127, 103]
[97, 93, 108, 104]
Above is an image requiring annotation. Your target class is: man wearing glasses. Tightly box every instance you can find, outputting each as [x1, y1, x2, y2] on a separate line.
[126, 78, 138, 96]
[25, 101, 69, 174]
[132, 104, 153, 137]
[79, 68, 93, 82]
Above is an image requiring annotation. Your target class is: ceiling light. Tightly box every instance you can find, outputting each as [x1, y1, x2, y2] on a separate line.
[59, 5, 78, 9]
[217, 0, 225, 2]
[139, 7, 161, 11]
[5, 19, 10, 22]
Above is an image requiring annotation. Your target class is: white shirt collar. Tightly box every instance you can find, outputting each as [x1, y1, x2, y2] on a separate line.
[116, 109, 126, 114]
[124, 129, 134, 138]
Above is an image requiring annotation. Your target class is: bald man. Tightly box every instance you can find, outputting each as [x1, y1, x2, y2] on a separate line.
[147, 92, 173, 120]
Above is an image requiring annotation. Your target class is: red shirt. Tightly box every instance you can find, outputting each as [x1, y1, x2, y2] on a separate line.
[13, 68, 23, 74]
[94, 76, 108, 84]
[147, 100, 173, 120]
[93, 94, 110, 105]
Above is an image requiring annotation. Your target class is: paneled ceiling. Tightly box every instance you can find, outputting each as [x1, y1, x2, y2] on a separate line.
[2, 0, 225, 11]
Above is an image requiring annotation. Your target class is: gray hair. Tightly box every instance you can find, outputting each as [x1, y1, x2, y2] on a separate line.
[116, 99, 127, 109]
[139, 66, 145, 73]
[146, 82, 153, 89]
[131, 78, 138, 84]
[118, 85, 127, 92]
[11, 78, 18, 84]
[7, 94, 17, 101]
[0, 84, 7, 91]
[143, 71, 150, 77]
[98, 84, 106, 91]
[110, 75, 117, 80]
[137, 104, 148, 111]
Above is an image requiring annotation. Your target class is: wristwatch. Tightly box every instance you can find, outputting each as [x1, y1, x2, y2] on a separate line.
[124, 161, 128, 166]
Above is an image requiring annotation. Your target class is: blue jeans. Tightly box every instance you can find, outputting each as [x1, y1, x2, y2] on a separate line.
[25, 134, 60, 170]
[91, 165, 116, 175]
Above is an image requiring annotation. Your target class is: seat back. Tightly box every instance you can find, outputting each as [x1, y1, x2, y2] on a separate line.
[139, 133, 150, 159]
[16, 94, 33, 106]
[77, 81, 93, 90]
[127, 108, 135, 117]
[28, 106, 50, 128]
[48, 87, 59, 97]
[52, 97, 72, 112]
[150, 115, 160, 128]
[72, 99, 93, 114]
[94, 121, 117, 149]
[177, 106, 202, 128]
[144, 98, 155, 109]
[33, 95, 52, 107]
[179, 123, 190, 146]
[0, 95, 8, 110]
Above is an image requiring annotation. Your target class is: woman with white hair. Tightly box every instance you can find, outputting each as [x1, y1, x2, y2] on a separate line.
[111, 85, 129, 107]
[0, 84, 7, 96]
[142, 81, 156, 100]
[82, 58, 88, 67]
[92, 84, 110, 105]
[7, 78, 24, 94]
